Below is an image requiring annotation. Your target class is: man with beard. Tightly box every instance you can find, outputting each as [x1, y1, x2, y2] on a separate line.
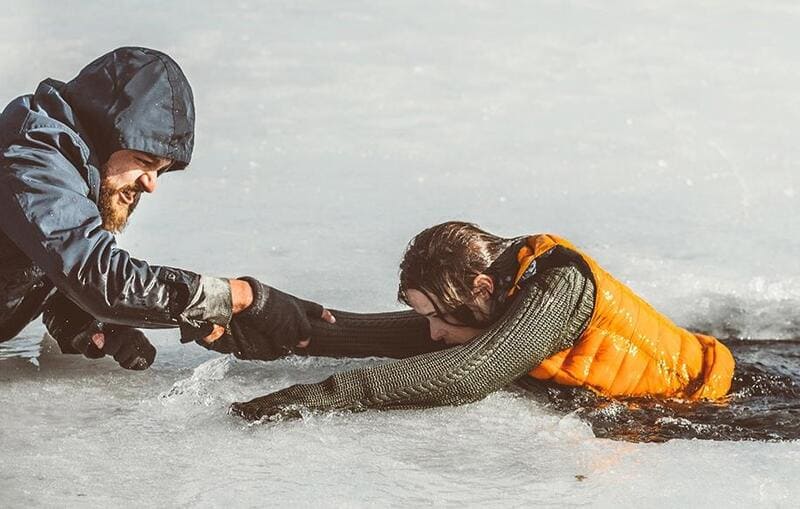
[0, 47, 332, 370]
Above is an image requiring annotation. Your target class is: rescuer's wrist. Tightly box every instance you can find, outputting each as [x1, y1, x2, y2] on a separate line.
[230, 278, 255, 314]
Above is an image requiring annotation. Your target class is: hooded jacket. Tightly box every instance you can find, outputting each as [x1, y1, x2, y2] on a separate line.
[0, 47, 231, 342]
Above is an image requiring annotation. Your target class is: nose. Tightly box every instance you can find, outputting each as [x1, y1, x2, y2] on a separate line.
[137, 170, 158, 193]
[429, 322, 447, 342]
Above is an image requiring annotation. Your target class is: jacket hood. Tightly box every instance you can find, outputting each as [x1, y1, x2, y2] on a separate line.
[62, 47, 195, 171]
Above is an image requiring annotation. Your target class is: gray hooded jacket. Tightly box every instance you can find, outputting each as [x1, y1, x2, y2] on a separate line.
[0, 47, 231, 342]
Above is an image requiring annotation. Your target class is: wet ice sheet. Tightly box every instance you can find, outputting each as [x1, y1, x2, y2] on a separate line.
[2, 340, 799, 507]
[1, 0, 800, 507]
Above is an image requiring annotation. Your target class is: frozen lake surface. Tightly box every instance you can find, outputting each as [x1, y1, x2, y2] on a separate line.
[1, 0, 799, 506]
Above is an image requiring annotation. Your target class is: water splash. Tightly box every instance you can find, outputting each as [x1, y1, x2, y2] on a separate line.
[159, 355, 234, 406]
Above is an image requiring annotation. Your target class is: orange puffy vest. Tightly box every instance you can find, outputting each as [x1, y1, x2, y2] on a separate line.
[511, 234, 734, 400]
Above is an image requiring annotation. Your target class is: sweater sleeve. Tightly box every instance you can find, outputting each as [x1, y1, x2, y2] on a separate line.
[299, 309, 448, 359]
[231, 262, 596, 421]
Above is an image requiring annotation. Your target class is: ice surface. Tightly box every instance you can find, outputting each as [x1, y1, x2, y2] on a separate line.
[1, 0, 799, 506]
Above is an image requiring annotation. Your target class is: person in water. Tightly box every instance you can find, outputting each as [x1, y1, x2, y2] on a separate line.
[229, 221, 735, 421]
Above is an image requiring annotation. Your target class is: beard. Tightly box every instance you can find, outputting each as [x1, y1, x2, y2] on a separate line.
[98, 175, 142, 234]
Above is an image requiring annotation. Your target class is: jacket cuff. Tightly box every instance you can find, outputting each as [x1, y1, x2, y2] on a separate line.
[180, 276, 233, 327]
[236, 277, 269, 319]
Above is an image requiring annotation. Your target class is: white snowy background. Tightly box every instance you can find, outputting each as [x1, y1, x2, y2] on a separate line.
[1, 1, 798, 507]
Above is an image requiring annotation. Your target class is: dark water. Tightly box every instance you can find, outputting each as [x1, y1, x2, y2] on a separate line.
[516, 339, 800, 442]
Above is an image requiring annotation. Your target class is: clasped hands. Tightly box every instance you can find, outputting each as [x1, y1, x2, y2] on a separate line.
[197, 277, 335, 361]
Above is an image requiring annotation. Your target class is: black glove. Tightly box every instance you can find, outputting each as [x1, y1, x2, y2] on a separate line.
[90, 325, 157, 370]
[203, 277, 324, 361]
[42, 292, 156, 370]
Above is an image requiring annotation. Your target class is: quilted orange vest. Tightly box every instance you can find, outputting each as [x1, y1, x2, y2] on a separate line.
[511, 234, 734, 400]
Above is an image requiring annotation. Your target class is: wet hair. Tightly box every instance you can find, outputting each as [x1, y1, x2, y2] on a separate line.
[398, 221, 512, 315]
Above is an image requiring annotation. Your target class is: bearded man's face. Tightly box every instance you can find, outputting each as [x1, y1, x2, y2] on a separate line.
[98, 150, 172, 233]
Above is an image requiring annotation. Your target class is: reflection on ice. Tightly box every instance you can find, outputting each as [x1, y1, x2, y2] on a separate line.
[0, 333, 43, 366]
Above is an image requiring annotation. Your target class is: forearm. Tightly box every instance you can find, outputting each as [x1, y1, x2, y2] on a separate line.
[299, 309, 447, 359]
[232, 263, 596, 420]
[44, 272, 234, 347]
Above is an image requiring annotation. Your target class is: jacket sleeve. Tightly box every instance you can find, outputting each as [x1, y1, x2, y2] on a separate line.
[230, 262, 596, 421]
[0, 130, 231, 329]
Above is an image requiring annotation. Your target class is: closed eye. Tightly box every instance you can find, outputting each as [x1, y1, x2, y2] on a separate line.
[135, 156, 152, 167]
[157, 162, 173, 176]
[135, 156, 171, 176]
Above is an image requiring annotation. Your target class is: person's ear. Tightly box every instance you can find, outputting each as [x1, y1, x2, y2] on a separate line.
[472, 274, 494, 298]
